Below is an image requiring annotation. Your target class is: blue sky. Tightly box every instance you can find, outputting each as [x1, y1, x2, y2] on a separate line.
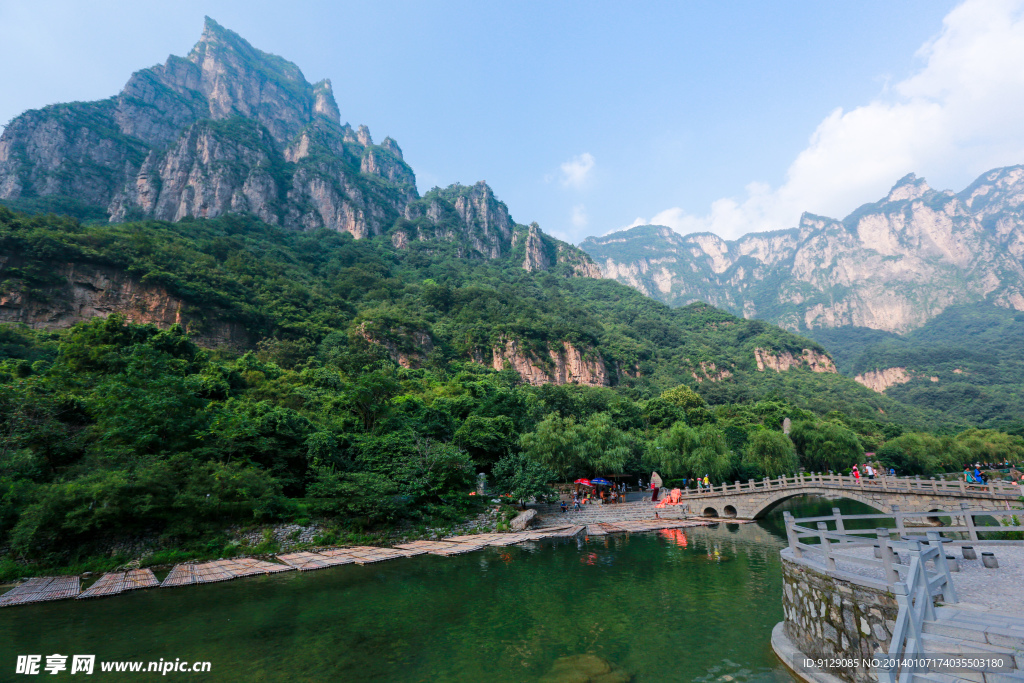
[5, 1, 1024, 243]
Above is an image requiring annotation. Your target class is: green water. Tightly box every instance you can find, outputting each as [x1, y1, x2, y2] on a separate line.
[0, 497, 878, 682]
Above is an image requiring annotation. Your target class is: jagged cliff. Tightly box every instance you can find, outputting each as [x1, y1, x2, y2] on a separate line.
[0, 17, 600, 279]
[581, 168, 1024, 334]
[0, 257, 249, 346]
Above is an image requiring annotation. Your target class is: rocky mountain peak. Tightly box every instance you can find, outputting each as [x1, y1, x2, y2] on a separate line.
[885, 173, 932, 203]
[0, 20, 600, 280]
[381, 137, 403, 159]
[357, 125, 373, 146]
[312, 79, 341, 124]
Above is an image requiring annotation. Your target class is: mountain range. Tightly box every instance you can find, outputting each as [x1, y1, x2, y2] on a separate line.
[580, 169, 1024, 335]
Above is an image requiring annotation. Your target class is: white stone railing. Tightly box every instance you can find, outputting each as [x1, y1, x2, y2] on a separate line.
[783, 507, 1024, 683]
[676, 472, 1022, 500]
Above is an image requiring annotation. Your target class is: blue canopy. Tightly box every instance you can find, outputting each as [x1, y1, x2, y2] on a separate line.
[591, 478, 612, 486]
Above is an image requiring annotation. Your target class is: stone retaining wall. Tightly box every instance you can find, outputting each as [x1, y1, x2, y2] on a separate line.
[781, 556, 899, 683]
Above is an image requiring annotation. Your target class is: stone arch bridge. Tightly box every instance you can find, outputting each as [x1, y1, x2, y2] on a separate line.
[673, 473, 1022, 519]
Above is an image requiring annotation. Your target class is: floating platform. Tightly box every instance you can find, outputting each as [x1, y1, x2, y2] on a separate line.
[162, 558, 294, 585]
[78, 568, 159, 599]
[0, 576, 81, 607]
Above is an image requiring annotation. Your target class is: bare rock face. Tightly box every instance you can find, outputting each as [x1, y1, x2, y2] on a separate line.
[754, 347, 837, 374]
[581, 168, 1024, 334]
[357, 323, 435, 369]
[0, 18, 602, 285]
[490, 339, 609, 386]
[0, 258, 249, 347]
[0, 17, 416, 241]
[394, 182, 602, 276]
[690, 361, 733, 383]
[854, 367, 913, 393]
[522, 223, 552, 271]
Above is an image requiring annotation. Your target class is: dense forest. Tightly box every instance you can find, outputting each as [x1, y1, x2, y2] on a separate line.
[808, 305, 1024, 431]
[2, 207, 1022, 575]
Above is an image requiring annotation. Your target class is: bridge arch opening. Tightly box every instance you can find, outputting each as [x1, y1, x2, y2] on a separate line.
[723, 505, 737, 518]
[702, 507, 719, 518]
[753, 493, 886, 519]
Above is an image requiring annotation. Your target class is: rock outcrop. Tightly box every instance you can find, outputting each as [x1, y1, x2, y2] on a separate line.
[690, 361, 733, 383]
[581, 168, 1024, 334]
[0, 258, 249, 346]
[853, 367, 913, 393]
[754, 348, 837, 374]
[489, 339, 609, 386]
[357, 323, 435, 369]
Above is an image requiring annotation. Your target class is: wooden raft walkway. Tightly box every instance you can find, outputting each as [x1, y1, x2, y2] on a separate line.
[78, 568, 158, 599]
[0, 576, 80, 607]
[2, 518, 710, 607]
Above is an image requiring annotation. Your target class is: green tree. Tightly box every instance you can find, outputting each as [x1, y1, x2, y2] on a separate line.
[661, 385, 706, 411]
[491, 453, 556, 507]
[648, 422, 732, 483]
[741, 429, 798, 478]
[789, 420, 863, 472]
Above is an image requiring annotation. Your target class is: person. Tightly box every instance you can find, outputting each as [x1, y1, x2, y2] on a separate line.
[610, 489, 617, 504]
[974, 466, 986, 484]
[560, 500, 568, 514]
[889, 467, 895, 477]
[865, 463, 875, 480]
[650, 481, 660, 502]
[703, 475, 710, 490]
[852, 465, 861, 480]
[573, 493, 581, 512]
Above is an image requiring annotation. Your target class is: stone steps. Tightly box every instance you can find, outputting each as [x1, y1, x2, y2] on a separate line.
[908, 608, 1024, 683]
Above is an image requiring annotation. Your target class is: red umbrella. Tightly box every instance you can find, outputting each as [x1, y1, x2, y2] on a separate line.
[574, 479, 594, 487]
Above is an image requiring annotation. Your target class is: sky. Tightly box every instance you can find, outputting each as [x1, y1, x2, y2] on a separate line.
[4, 0, 1024, 243]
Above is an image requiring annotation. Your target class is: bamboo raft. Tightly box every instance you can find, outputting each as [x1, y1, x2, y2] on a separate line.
[161, 558, 296, 586]
[343, 546, 409, 564]
[78, 568, 159, 599]
[393, 540, 459, 553]
[276, 552, 334, 571]
[0, 576, 81, 607]
[429, 543, 486, 556]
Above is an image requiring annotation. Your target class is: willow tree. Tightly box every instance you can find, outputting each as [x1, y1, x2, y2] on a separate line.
[647, 422, 731, 482]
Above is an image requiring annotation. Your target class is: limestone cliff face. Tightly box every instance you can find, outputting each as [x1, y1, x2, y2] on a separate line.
[689, 361, 732, 383]
[0, 258, 249, 347]
[753, 348, 837, 374]
[0, 18, 601, 281]
[581, 168, 1024, 334]
[0, 17, 415, 240]
[357, 323, 435, 369]
[488, 339, 609, 386]
[854, 367, 912, 393]
[394, 183, 602, 276]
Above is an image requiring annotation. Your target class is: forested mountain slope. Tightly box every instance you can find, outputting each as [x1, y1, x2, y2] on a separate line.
[806, 305, 1024, 432]
[6, 207, 1005, 570]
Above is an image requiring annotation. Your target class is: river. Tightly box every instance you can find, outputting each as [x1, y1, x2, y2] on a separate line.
[0, 496, 876, 681]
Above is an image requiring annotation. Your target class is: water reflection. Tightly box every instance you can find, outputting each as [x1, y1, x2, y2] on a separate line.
[0, 496, 873, 682]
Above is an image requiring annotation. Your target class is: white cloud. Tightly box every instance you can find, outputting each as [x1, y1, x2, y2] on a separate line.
[640, 0, 1024, 240]
[571, 204, 588, 228]
[560, 152, 595, 189]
